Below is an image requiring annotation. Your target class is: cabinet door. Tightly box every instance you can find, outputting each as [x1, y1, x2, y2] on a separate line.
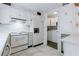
[29, 36, 33, 46]
[38, 34, 43, 44]
[59, 5, 74, 34]
[29, 33, 33, 46]
[11, 35, 28, 47]
[33, 34, 39, 45]
[11, 7, 27, 19]
[0, 4, 11, 24]
[11, 7, 20, 18]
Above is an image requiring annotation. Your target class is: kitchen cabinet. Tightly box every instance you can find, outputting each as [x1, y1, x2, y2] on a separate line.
[10, 33, 29, 54]
[62, 35, 79, 56]
[11, 33, 28, 47]
[28, 33, 33, 46]
[10, 7, 28, 20]
[33, 34, 39, 45]
[32, 15, 44, 46]
[10, 7, 19, 18]
[11, 7, 22, 18]
[0, 4, 11, 24]
[0, 4, 28, 24]
[33, 33, 43, 46]
[59, 4, 75, 34]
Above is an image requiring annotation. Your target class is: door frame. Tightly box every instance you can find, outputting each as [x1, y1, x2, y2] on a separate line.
[43, 12, 61, 52]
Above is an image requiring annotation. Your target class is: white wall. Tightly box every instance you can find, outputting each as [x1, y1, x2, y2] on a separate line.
[47, 30, 57, 43]
[47, 17, 58, 26]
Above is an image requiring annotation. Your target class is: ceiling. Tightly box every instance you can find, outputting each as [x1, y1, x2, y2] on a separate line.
[47, 10, 59, 18]
[12, 3, 63, 14]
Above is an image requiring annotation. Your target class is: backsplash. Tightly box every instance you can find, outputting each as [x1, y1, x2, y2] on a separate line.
[0, 22, 33, 33]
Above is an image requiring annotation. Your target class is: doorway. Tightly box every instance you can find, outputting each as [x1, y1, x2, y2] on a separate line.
[47, 11, 58, 49]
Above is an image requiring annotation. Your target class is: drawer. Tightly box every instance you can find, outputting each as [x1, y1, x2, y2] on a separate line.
[11, 44, 28, 54]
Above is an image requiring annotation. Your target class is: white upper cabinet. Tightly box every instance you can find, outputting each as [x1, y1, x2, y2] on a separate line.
[0, 4, 30, 24]
[0, 4, 11, 24]
[10, 7, 19, 18]
[10, 7, 28, 20]
[59, 4, 75, 34]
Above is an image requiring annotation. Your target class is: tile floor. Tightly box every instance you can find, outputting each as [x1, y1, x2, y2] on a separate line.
[11, 45, 63, 56]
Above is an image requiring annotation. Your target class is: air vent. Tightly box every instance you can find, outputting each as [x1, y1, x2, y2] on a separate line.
[37, 12, 41, 16]
[62, 3, 69, 6]
[3, 3, 11, 6]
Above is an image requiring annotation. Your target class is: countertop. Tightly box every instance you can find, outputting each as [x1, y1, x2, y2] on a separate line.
[0, 32, 10, 55]
[61, 34, 70, 39]
[62, 34, 79, 45]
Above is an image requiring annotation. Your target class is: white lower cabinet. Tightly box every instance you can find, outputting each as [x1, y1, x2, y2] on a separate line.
[10, 32, 33, 54]
[63, 42, 79, 56]
[11, 35, 28, 47]
[28, 33, 33, 46]
[33, 33, 43, 46]
[33, 34, 38, 45]
[10, 33, 29, 54]
[62, 35, 79, 56]
[11, 45, 28, 54]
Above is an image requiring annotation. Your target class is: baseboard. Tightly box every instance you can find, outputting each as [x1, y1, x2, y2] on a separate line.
[33, 43, 43, 47]
[28, 45, 32, 48]
[61, 51, 64, 53]
[10, 48, 28, 55]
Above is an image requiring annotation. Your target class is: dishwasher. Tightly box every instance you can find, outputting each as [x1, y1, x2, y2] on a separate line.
[10, 32, 29, 54]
